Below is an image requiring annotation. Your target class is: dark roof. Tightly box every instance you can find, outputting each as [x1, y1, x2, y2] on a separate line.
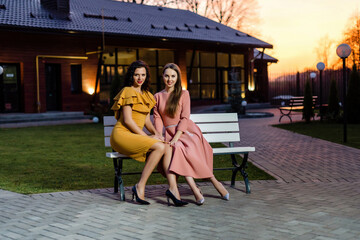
[0, 0, 272, 48]
[254, 49, 278, 62]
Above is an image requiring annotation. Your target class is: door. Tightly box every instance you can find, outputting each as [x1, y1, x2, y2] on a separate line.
[0, 64, 21, 113]
[45, 64, 61, 111]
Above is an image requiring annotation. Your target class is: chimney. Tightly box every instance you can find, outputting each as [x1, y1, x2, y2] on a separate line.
[41, 0, 70, 14]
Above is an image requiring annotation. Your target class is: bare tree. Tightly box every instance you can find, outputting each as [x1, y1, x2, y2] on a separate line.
[343, 10, 360, 69]
[314, 34, 334, 68]
[187, 0, 260, 34]
[117, 0, 260, 34]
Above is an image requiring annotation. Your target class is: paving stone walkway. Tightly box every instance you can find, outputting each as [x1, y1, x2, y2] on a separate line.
[1, 108, 359, 240]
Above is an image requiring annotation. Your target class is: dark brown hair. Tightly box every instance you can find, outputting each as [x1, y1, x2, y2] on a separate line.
[163, 63, 183, 118]
[123, 60, 151, 91]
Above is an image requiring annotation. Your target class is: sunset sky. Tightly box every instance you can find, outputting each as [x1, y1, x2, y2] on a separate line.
[257, 0, 359, 74]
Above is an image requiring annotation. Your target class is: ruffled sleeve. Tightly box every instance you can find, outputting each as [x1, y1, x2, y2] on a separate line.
[111, 87, 156, 119]
[142, 91, 156, 110]
[110, 87, 137, 119]
[176, 90, 191, 132]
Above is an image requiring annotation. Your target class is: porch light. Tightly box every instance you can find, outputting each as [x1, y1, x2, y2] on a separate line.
[248, 84, 255, 91]
[87, 87, 95, 95]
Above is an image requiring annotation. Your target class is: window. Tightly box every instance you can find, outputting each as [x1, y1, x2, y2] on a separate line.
[139, 49, 156, 66]
[158, 50, 174, 66]
[200, 52, 215, 67]
[71, 65, 82, 94]
[217, 53, 229, 68]
[231, 54, 244, 67]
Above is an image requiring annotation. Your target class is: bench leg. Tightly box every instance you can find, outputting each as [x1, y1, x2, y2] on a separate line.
[240, 154, 251, 194]
[118, 158, 125, 201]
[230, 154, 239, 188]
[113, 158, 125, 201]
[279, 114, 292, 123]
[230, 153, 251, 194]
[113, 159, 119, 193]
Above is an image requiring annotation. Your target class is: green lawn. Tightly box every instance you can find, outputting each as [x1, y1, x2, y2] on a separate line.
[0, 123, 274, 194]
[274, 121, 360, 149]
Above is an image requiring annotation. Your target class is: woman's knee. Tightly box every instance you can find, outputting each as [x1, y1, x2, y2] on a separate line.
[151, 142, 166, 153]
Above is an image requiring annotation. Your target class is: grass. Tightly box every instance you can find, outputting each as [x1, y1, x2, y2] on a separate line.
[274, 121, 360, 149]
[0, 123, 274, 194]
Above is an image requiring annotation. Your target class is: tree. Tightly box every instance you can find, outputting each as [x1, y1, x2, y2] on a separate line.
[327, 78, 340, 121]
[121, 0, 260, 34]
[343, 10, 360, 69]
[346, 64, 360, 123]
[209, 0, 259, 34]
[314, 34, 334, 68]
[302, 80, 314, 123]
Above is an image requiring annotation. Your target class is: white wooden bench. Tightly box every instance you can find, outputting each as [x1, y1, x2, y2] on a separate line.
[104, 113, 255, 201]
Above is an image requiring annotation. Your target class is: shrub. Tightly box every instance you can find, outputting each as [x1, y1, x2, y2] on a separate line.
[302, 80, 314, 123]
[327, 78, 340, 121]
[346, 64, 360, 123]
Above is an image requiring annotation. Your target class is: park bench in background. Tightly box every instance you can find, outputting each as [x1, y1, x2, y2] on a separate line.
[104, 113, 255, 201]
[278, 96, 318, 123]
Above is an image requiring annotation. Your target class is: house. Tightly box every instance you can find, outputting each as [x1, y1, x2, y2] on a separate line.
[0, 0, 274, 113]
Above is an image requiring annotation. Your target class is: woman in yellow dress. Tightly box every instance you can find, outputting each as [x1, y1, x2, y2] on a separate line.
[110, 60, 187, 206]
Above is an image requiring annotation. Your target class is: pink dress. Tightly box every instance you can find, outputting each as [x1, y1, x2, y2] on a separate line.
[153, 90, 214, 179]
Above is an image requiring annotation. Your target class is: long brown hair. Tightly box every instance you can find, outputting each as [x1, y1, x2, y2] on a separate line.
[123, 60, 151, 91]
[163, 63, 183, 118]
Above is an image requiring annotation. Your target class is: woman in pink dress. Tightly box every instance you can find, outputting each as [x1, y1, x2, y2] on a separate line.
[153, 63, 229, 205]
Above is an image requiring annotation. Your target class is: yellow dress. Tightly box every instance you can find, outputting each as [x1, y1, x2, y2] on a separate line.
[110, 87, 159, 162]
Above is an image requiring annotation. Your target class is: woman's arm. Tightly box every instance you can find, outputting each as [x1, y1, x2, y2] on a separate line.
[122, 105, 148, 136]
[153, 96, 164, 135]
[145, 113, 164, 141]
[170, 91, 190, 145]
[176, 90, 190, 133]
[169, 130, 183, 145]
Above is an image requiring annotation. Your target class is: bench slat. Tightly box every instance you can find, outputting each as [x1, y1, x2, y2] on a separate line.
[190, 113, 238, 123]
[104, 113, 239, 126]
[104, 126, 113, 137]
[213, 147, 255, 154]
[107, 146, 256, 158]
[105, 123, 240, 136]
[202, 133, 240, 143]
[105, 137, 111, 147]
[197, 123, 239, 132]
[105, 132, 241, 148]
[104, 116, 117, 126]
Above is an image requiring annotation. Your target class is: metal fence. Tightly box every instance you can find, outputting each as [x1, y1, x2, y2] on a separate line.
[268, 68, 349, 105]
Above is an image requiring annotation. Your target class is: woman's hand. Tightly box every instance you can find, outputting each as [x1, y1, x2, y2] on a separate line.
[151, 134, 164, 141]
[169, 136, 180, 146]
[169, 130, 183, 146]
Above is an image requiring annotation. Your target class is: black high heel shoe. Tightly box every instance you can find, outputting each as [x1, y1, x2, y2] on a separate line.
[132, 185, 150, 205]
[165, 189, 188, 207]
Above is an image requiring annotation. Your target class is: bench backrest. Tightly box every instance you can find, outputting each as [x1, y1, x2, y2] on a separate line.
[104, 113, 240, 148]
[289, 96, 317, 107]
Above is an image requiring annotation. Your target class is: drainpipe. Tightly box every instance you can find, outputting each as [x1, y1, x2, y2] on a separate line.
[35, 55, 88, 113]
